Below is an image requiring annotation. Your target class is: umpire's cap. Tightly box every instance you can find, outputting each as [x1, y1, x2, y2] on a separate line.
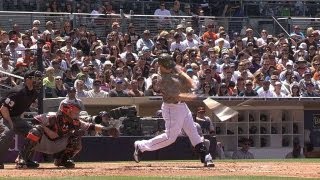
[24, 70, 42, 79]
[158, 53, 176, 69]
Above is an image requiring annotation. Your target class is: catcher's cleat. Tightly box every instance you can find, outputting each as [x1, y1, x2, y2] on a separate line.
[16, 160, 39, 169]
[133, 141, 142, 163]
[203, 154, 215, 167]
[0, 163, 4, 169]
[54, 158, 75, 169]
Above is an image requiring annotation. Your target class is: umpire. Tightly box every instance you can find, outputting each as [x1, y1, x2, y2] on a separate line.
[0, 70, 43, 169]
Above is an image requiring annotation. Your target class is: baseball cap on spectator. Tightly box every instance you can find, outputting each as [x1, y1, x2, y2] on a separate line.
[95, 46, 103, 51]
[304, 70, 312, 77]
[176, 24, 184, 30]
[142, 46, 151, 52]
[115, 79, 123, 84]
[221, 48, 229, 55]
[267, 35, 273, 39]
[186, 68, 193, 73]
[298, 43, 307, 50]
[297, 57, 306, 63]
[185, 4, 191, 9]
[286, 61, 293, 66]
[275, 81, 282, 86]
[216, 38, 224, 43]
[202, 60, 209, 65]
[173, 32, 180, 39]
[16, 61, 28, 68]
[208, 48, 215, 52]
[245, 80, 253, 85]
[9, 40, 15, 44]
[104, 61, 113, 67]
[143, 30, 150, 34]
[42, 44, 50, 53]
[186, 27, 194, 34]
[55, 76, 62, 80]
[112, 22, 120, 28]
[45, 21, 53, 26]
[230, 63, 236, 68]
[55, 36, 65, 42]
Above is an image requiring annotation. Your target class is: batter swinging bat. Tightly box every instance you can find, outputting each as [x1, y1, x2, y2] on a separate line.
[203, 97, 238, 122]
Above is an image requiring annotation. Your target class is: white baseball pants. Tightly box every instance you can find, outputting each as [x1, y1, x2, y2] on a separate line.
[137, 102, 202, 152]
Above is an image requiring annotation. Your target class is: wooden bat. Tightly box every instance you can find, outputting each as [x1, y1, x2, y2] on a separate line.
[203, 97, 238, 122]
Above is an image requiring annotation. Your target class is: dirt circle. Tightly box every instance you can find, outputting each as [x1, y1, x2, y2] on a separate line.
[1, 161, 320, 178]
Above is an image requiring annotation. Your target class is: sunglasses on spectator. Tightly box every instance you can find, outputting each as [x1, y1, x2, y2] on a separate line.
[55, 78, 62, 80]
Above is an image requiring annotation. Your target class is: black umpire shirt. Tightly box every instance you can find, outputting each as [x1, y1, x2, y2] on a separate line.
[0, 85, 38, 117]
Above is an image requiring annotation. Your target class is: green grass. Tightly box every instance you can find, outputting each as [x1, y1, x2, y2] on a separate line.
[2, 176, 319, 180]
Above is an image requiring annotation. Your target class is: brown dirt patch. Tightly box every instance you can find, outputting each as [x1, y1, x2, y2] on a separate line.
[1, 161, 320, 178]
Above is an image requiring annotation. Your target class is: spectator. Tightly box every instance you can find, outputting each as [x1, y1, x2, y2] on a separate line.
[289, 82, 301, 97]
[195, 107, 215, 135]
[182, 4, 194, 16]
[273, 81, 286, 97]
[109, 79, 129, 97]
[59, 87, 85, 111]
[202, 24, 218, 44]
[301, 81, 319, 97]
[257, 78, 275, 97]
[74, 79, 88, 98]
[85, 79, 109, 98]
[239, 80, 258, 96]
[285, 142, 304, 158]
[81, 66, 94, 90]
[52, 76, 68, 98]
[136, 30, 154, 52]
[170, 0, 184, 16]
[144, 77, 161, 96]
[128, 79, 144, 97]
[43, 67, 56, 98]
[232, 138, 254, 159]
[170, 32, 187, 52]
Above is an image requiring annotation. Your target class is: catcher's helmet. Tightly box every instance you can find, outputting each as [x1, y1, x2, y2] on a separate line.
[59, 103, 81, 119]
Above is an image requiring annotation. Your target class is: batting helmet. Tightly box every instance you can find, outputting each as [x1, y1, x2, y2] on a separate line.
[158, 53, 176, 69]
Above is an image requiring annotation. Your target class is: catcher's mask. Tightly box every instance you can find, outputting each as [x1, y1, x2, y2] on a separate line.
[60, 103, 81, 120]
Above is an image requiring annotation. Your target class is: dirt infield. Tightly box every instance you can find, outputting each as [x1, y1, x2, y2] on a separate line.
[1, 161, 320, 178]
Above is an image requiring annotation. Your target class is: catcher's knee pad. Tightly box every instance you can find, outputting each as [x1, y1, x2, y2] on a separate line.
[195, 142, 208, 163]
[26, 125, 44, 142]
[65, 136, 82, 157]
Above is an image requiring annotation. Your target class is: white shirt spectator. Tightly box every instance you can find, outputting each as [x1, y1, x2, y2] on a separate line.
[182, 38, 199, 49]
[257, 88, 275, 98]
[85, 89, 109, 98]
[154, 8, 171, 21]
[170, 41, 187, 52]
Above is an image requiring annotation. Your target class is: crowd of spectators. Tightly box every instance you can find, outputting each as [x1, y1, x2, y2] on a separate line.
[0, 1, 320, 98]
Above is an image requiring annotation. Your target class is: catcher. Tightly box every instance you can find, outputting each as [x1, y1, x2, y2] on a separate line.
[16, 102, 119, 169]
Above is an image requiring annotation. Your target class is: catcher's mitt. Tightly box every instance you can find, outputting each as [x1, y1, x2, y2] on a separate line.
[102, 126, 120, 138]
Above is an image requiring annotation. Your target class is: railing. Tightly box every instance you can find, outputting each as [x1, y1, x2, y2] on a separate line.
[1, 1, 320, 17]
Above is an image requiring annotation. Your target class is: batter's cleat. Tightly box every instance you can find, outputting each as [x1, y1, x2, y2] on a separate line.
[204, 154, 215, 167]
[0, 163, 4, 169]
[133, 141, 142, 163]
[54, 158, 75, 169]
[16, 160, 39, 169]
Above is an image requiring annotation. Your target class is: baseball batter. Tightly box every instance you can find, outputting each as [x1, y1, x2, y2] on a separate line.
[134, 53, 214, 167]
